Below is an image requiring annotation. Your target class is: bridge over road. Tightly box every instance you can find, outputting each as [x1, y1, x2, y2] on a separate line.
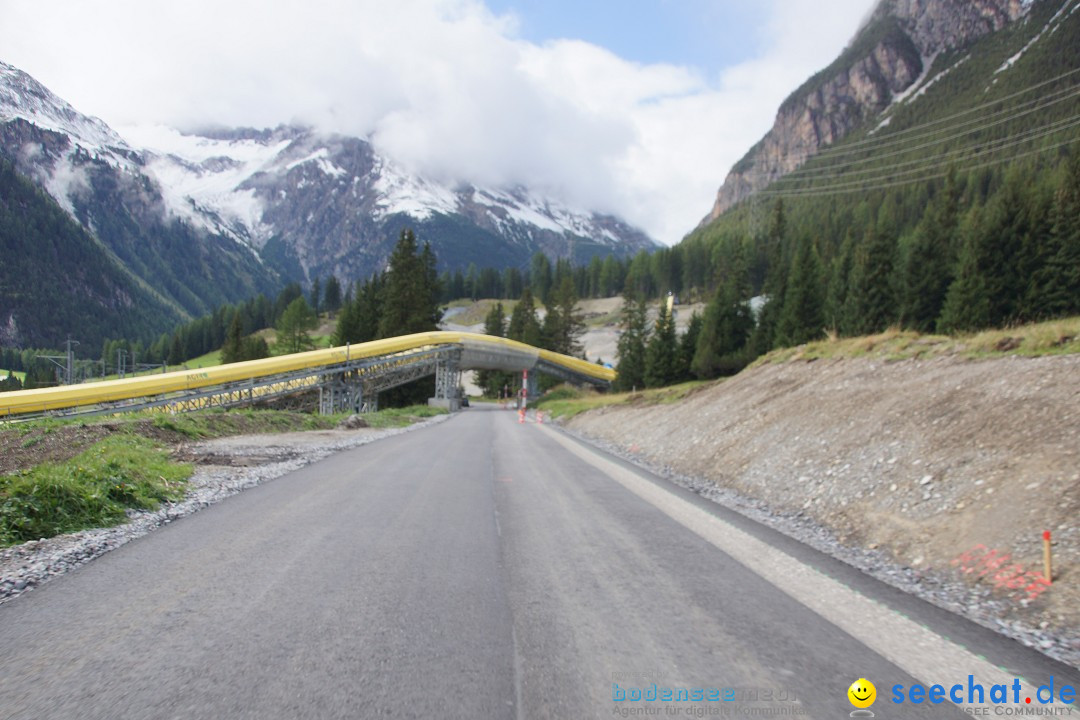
[0, 331, 615, 419]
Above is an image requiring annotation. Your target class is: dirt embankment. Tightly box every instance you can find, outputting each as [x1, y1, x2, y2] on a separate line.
[566, 355, 1080, 649]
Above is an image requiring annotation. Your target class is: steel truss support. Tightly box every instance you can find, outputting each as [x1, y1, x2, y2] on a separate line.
[8, 342, 612, 422]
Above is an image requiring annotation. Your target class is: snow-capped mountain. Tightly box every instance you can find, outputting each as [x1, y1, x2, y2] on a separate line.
[119, 123, 657, 283]
[0, 60, 280, 333]
[0, 58, 656, 300]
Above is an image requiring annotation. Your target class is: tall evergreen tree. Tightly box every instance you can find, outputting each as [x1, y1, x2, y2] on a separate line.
[221, 314, 245, 364]
[276, 297, 318, 354]
[477, 302, 511, 397]
[825, 231, 854, 332]
[529, 252, 553, 304]
[1028, 153, 1080, 317]
[644, 304, 679, 388]
[693, 279, 754, 378]
[844, 224, 897, 336]
[378, 230, 441, 338]
[546, 275, 585, 356]
[167, 334, 183, 366]
[323, 276, 342, 315]
[332, 293, 359, 345]
[678, 311, 702, 382]
[979, 171, 1028, 326]
[938, 209, 992, 333]
[614, 292, 649, 392]
[902, 170, 959, 331]
[749, 200, 788, 355]
[776, 240, 825, 347]
[507, 287, 543, 347]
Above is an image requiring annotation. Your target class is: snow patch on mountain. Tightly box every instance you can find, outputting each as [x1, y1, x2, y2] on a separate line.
[118, 124, 291, 244]
[371, 158, 460, 219]
[996, 0, 1080, 74]
[0, 61, 126, 155]
[286, 147, 347, 178]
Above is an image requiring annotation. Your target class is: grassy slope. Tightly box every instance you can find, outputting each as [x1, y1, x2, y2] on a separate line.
[536, 316, 1080, 419]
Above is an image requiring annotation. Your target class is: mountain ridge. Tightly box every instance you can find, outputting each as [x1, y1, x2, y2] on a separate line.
[701, 0, 1031, 223]
[0, 58, 656, 347]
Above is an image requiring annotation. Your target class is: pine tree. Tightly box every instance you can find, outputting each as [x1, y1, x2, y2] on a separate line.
[678, 311, 702, 381]
[507, 287, 543, 347]
[938, 209, 992, 334]
[530, 252, 553, 304]
[547, 275, 585, 356]
[972, 170, 1028, 326]
[1029, 153, 1080, 317]
[221, 314, 245, 364]
[825, 232, 854, 333]
[750, 200, 788, 355]
[332, 294, 359, 346]
[240, 334, 270, 361]
[614, 292, 649, 392]
[693, 279, 754, 378]
[477, 302, 510, 396]
[776, 240, 824, 347]
[167, 334, 183, 366]
[902, 170, 959, 331]
[276, 297, 317, 354]
[354, 275, 384, 343]
[644, 304, 678, 388]
[378, 230, 441, 338]
[844, 224, 897, 336]
[324, 276, 342, 316]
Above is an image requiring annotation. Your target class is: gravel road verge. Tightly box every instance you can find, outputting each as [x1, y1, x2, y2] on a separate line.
[0, 415, 450, 605]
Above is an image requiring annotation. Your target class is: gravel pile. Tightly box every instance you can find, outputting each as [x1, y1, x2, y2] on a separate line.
[0, 415, 449, 605]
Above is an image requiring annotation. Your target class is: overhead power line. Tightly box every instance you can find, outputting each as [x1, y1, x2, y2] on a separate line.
[807, 65, 1080, 160]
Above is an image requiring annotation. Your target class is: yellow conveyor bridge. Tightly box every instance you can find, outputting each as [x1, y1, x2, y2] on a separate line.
[0, 332, 615, 420]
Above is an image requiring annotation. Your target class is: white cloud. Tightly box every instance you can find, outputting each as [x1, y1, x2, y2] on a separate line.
[0, 0, 877, 245]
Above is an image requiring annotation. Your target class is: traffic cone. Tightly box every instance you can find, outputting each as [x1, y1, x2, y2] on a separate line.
[537, 410, 544, 424]
[518, 408, 525, 424]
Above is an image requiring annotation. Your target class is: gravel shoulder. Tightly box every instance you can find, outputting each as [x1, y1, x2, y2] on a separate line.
[564, 354, 1080, 668]
[0, 415, 450, 604]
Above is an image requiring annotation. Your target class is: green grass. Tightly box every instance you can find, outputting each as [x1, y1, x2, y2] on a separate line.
[181, 349, 222, 369]
[146, 408, 349, 438]
[533, 381, 712, 420]
[756, 317, 1080, 366]
[363, 405, 448, 428]
[0, 435, 191, 546]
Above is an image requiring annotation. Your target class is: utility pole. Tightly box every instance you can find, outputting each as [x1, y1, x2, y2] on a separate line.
[65, 336, 79, 386]
[36, 336, 78, 386]
[117, 348, 128, 379]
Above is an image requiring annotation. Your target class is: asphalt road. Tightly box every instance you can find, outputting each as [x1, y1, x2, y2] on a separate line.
[1, 407, 1077, 719]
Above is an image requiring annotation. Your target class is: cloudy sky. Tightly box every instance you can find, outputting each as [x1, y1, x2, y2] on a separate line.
[1, 0, 877, 245]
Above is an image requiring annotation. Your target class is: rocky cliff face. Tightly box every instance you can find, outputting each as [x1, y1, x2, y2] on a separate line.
[702, 0, 1027, 224]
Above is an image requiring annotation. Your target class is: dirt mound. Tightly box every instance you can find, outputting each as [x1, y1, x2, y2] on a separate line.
[567, 354, 1080, 643]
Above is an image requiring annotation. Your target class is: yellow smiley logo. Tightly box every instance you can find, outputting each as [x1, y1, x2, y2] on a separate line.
[848, 678, 876, 709]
